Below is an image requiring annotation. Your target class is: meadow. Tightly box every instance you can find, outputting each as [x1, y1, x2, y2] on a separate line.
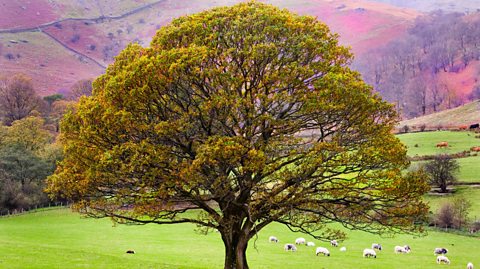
[398, 130, 480, 185]
[396, 130, 480, 157]
[1, 130, 479, 268]
[0, 208, 478, 269]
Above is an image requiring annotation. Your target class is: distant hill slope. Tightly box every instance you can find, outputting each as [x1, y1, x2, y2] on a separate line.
[370, 0, 479, 13]
[399, 100, 480, 129]
[0, 0, 417, 95]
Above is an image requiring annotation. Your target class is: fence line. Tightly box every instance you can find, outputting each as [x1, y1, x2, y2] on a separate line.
[0, 202, 70, 218]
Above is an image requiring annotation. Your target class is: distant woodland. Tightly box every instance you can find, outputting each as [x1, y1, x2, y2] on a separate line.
[0, 74, 92, 213]
[358, 11, 480, 118]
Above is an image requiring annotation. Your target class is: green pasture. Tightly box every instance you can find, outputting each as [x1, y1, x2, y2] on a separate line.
[424, 186, 480, 219]
[0, 130, 478, 268]
[456, 156, 480, 183]
[397, 130, 480, 157]
[0, 208, 478, 269]
[411, 155, 480, 183]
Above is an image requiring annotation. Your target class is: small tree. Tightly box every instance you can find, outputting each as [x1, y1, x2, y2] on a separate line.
[43, 94, 64, 106]
[47, 3, 429, 268]
[424, 154, 459, 193]
[452, 197, 471, 229]
[436, 202, 455, 229]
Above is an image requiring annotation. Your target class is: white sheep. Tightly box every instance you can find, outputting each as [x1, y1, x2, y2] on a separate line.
[363, 248, 377, 258]
[315, 247, 330, 256]
[394, 245, 411, 254]
[372, 243, 382, 251]
[340, 246, 347, 252]
[434, 247, 448, 255]
[269, 236, 279, 243]
[306, 241, 315, 247]
[295, 237, 306, 245]
[284, 243, 297, 252]
[436, 255, 450, 265]
[330, 240, 338, 247]
[467, 262, 474, 269]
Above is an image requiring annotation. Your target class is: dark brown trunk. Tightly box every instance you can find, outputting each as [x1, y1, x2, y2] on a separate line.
[222, 231, 249, 269]
[440, 183, 447, 193]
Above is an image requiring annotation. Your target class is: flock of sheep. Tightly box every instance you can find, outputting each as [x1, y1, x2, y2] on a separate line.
[269, 236, 474, 268]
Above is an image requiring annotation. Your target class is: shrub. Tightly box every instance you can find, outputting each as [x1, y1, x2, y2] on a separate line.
[70, 34, 80, 43]
[437, 203, 455, 229]
[435, 198, 472, 230]
[470, 221, 480, 233]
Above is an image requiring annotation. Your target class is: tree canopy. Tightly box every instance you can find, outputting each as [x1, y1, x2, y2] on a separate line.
[0, 116, 57, 213]
[0, 74, 43, 126]
[47, 2, 429, 268]
[424, 154, 459, 193]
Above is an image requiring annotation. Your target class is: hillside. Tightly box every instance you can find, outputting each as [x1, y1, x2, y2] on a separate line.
[0, 0, 417, 95]
[370, 0, 479, 13]
[399, 100, 480, 129]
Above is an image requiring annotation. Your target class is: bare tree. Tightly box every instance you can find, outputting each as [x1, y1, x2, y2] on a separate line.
[452, 197, 471, 229]
[66, 79, 93, 100]
[0, 74, 42, 126]
[436, 202, 455, 229]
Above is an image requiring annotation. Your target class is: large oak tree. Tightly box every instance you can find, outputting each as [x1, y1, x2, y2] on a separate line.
[47, 2, 429, 269]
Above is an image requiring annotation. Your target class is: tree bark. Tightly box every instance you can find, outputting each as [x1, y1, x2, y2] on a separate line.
[440, 182, 447, 193]
[222, 230, 249, 269]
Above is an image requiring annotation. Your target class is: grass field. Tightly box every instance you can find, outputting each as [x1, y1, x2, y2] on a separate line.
[1, 131, 479, 268]
[456, 156, 480, 183]
[0, 208, 478, 269]
[397, 130, 480, 157]
[424, 186, 480, 218]
[399, 130, 480, 182]
[412, 156, 480, 183]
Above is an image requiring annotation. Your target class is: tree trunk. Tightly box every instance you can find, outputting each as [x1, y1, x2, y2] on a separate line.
[440, 182, 447, 193]
[222, 232, 249, 269]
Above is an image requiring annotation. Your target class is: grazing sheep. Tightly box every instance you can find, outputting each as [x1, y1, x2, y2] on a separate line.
[284, 243, 297, 252]
[315, 247, 330, 256]
[330, 240, 338, 247]
[269, 236, 279, 243]
[126, 250, 135, 254]
[436, 255, 450, 265]
[295, 237, 306, 245]
[363, 248, 377, 258]
[434, 248, 448, 255]
[307, 241, 315, 247]
[467, 262, 474, 269]
[340, 246, 347, 252]
[394, 245, 411, 254]
[372, 243, 382, 251]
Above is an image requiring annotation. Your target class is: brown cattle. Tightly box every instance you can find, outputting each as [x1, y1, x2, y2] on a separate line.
[470, 146, 480, 152]
[436, 142, 448, 148]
